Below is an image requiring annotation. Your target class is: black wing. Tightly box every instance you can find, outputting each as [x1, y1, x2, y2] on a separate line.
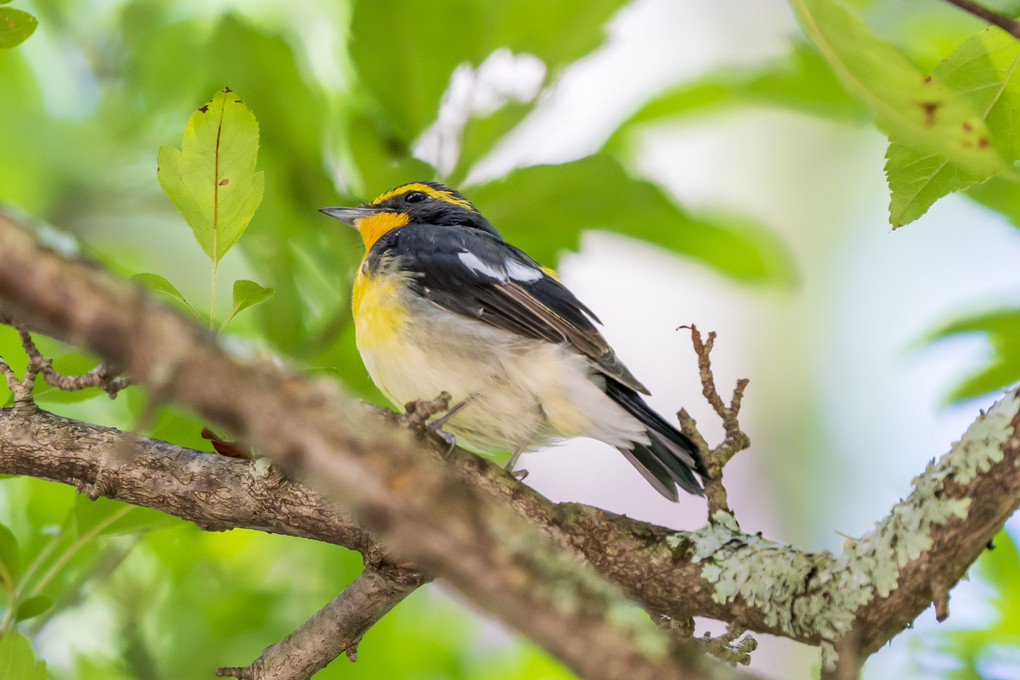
[380, 224, 649, 394]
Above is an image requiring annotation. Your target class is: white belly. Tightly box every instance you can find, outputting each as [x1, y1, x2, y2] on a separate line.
[355, 274, 644, 455]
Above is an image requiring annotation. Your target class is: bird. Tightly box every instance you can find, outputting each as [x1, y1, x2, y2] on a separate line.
[320, 182, 708, 501]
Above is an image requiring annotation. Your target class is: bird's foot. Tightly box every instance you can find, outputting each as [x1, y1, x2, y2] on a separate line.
[510, 468, 529, 481]
[428, 423, 457, 456]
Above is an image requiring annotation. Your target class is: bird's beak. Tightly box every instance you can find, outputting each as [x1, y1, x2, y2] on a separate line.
[318, 206, 382, 228]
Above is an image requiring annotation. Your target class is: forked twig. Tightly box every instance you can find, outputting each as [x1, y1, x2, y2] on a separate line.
[676, 325, 751, 521]
[17, 326, 133, 398]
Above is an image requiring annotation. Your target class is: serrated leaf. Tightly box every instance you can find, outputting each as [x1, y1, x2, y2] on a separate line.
[887, 28, 1020, 227]
[157, 88, 264, 265]
[469, 154, 793, 284]
[0, 522, 20, 585]
[15, 594, 52, 622]
[221, 279, 274, 329]
[928, 309, 1020, 402]
[0, 8, 37, 49]
[885, 143, 984, 227]
[0, 632, 46, 680]
[791, 0, 1007, 178]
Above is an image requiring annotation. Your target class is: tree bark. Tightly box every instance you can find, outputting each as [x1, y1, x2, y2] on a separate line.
[1, 215, 1019, 676]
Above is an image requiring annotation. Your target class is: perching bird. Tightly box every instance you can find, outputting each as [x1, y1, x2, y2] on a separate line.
[321, 182, 708, 501]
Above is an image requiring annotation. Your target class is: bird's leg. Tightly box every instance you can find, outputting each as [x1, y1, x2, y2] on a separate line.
[505, 418, 539, 480]
[427, 393, 478, 453]
[429, 393, 477, 429]
[505, 442, 529, 481]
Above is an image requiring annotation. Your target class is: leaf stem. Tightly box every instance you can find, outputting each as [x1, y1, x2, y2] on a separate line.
[210, 260, 218, 330]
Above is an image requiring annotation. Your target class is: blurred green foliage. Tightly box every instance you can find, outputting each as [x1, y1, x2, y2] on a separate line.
[912, 529, 1020, 679]
[0, 0, 1019, 678]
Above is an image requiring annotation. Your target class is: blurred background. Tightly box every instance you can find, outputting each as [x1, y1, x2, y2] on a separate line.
[1, 0, 1019, 678]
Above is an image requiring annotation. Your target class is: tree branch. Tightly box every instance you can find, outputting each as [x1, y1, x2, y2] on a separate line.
[0, 216, 756, 680]
[216, 567, 425, 679]
[15, 324, 132, 397]
[1, 216, 1018, 676]
[676, 325, 751, 519]
[940, 0, 1020, 40]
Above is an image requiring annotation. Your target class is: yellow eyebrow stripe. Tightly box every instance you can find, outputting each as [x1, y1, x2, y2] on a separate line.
[371, 183, 475, 211]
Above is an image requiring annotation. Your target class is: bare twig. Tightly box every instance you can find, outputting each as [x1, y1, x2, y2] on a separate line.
[677, 325, 751, 519]
[941, 0, 1020, 40]
[0, 352, 37, 404]
[0, 356, 21, 394]
[15, 325, 132, 397]
[217, 567, 428, 680]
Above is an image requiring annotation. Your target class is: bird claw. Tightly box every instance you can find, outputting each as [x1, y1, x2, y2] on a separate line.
[510, 468, 529, 481]
[428, 423, 457, 456]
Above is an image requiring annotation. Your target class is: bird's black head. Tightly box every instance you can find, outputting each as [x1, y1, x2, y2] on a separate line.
[320, 181, 501, 249]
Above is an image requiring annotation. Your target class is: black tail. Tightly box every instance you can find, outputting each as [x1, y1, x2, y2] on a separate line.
[605, 380, 709, 502]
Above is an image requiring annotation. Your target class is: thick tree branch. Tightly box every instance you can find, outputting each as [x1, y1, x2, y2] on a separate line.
[1, 216, 1019, 676]
[0, 217, 755, 680]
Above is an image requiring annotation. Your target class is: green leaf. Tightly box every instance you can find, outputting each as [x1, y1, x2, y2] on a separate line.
[885, 143, 984, 227]
[607, 44, 868, 150]
[451, 100, 534, 184]
[131, 273, 201, 319]
[14, 594, 51, 622]
[0, 522, 20, 586]
[979, 530, 1020, 627]
[887, 27, 1020, 227]
[469, 154, 794, 284]
[346, 114, 438, 195]
[0, 8, 38, 49]
[350, 0, 627, 144]
[157, 88, 265, 265]
[0, 632, 46, 680]
[966, 174, 1020, 229]
[222, 279, 274, 329]
[928, 309, 1020, 402]
[791, 0, 1007, 178]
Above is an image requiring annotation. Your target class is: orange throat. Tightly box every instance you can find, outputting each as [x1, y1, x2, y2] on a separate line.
[357, 212, 410, 250]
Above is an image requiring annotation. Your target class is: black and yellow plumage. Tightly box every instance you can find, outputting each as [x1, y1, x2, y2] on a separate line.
[321, 182, 708, 500]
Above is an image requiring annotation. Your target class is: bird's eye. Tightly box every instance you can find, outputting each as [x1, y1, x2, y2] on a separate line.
[404, 191, 427, 204]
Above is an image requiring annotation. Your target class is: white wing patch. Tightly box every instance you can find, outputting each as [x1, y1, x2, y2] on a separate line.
[458, 251, 542, 283]
[458, 251, 506, 280]
[505, 259, 543, 282]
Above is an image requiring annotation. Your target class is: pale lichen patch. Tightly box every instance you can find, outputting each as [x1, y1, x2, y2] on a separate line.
[677, 389, 1020, 647]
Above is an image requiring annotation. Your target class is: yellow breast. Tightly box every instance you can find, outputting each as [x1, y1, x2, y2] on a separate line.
[352, 265, 407, 352]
